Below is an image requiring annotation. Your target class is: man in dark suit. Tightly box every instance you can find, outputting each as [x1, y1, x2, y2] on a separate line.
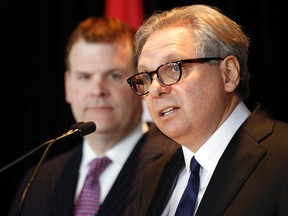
[127, 4, 288, 216]
[8, 17, 178, 216]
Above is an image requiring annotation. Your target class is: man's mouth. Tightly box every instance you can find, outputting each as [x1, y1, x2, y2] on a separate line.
[161, 107, 175, 116]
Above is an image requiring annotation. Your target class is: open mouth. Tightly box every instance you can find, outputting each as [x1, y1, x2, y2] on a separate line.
[161, 107, 175, 116]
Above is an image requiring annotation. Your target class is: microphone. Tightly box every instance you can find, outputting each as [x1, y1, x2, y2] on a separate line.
[67, 121, 96, 137]
[50, 121, 96, 143]
[0, 121, 96, 174]
[16, 121, 96, 215]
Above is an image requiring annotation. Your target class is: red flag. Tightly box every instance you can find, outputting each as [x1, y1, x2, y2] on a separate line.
[105, 0, 144, 29]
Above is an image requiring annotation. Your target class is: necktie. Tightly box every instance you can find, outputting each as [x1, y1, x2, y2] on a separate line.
[175, 156, 200, 216]
[74, 156, 112, 216]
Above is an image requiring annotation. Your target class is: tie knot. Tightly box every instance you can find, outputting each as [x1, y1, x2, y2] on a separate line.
[190, 156, 200, 173]
[88, 156, 112, 176]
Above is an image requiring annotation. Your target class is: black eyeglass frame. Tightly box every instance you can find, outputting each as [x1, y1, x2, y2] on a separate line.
[127, 57, 224, 96]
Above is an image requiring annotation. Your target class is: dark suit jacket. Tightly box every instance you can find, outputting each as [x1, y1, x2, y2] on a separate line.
[8, 123, 179, 216]
[137, 103, 288, 216]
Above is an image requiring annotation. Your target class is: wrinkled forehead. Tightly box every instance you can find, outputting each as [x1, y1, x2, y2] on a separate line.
[138, 27, 196, 72]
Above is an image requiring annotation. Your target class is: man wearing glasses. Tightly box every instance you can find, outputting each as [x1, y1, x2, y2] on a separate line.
[127, 4, 288, 216]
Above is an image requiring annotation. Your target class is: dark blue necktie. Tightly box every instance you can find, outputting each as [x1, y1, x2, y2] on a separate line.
[175, 156, 200, 216]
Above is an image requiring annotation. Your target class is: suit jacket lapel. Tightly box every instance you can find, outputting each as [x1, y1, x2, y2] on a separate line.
[196, 103, 273, 215]
[145, 148, 183, 216]
[98, 132, 148, 216]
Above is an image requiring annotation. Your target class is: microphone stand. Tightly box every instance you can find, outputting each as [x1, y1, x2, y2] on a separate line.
[17, 139, 56, 216]
[16, 128, 79, 216]
[0, 122, 84, 174]
[1, 121, 96, 215]
[14, 122, 96, 215]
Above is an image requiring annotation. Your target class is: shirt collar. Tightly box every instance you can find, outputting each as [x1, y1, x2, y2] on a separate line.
[182, 101, 251, 173]
[81, 121, 149, 169]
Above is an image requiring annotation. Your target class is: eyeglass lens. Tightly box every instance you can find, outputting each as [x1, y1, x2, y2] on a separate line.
[131, 62, 181, 95]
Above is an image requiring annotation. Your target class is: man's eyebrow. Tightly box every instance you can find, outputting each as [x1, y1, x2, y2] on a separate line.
[137, 54, 185, 72]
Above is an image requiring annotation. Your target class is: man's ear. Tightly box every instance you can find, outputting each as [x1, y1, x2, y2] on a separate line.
[220, 55, 240, 93]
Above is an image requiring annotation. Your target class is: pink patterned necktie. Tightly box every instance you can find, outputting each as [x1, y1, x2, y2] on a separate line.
[74, 156, 112, 216]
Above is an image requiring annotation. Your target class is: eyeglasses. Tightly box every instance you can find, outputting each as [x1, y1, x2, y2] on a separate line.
[127, 57, 224, 96]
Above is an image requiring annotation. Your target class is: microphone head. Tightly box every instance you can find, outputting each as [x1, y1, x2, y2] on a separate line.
[76, 121, 96, 136]
[69, 122, 84, 130]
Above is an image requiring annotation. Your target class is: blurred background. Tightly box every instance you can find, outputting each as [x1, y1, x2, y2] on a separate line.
[0, 0, 286, 215]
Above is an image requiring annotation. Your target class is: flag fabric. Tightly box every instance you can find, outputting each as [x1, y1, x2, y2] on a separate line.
[105, 0, 144, 29]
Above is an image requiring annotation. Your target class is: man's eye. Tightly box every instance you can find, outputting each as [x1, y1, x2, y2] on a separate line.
[109, 71, 124, 80]
[111, 73, 122, 79]
[172, 65, 180, 72]
[77, 73, 90, 80]
[144, 75, 152, 82]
